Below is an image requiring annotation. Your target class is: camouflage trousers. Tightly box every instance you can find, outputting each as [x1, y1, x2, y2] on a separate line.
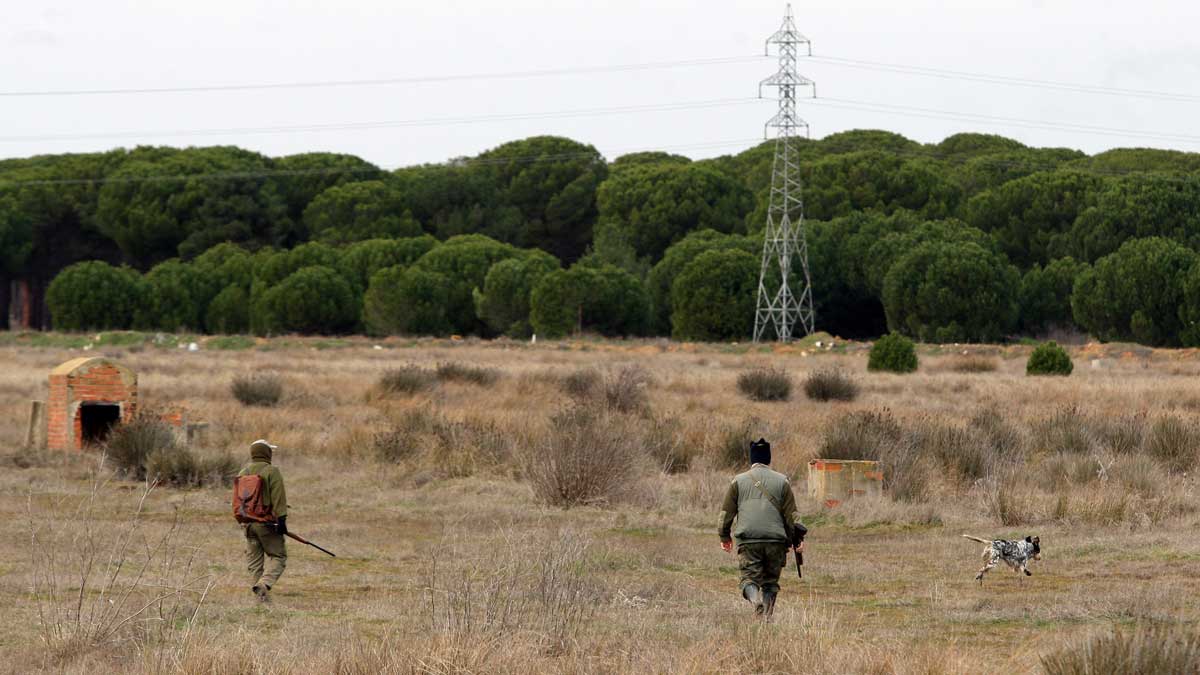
[737, 542, 788, 595]
[244, 523, 287, 589]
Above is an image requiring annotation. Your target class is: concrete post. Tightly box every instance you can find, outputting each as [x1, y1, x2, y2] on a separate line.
[26, 400, 47, 449]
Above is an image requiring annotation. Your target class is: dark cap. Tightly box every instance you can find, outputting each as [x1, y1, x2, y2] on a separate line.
[749, 438, 771, 465]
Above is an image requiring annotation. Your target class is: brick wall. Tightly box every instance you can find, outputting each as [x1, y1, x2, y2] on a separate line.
[46, 358, 138, 451]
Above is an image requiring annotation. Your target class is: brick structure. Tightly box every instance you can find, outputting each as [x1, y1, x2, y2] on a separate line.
[46, 357, 138, 451]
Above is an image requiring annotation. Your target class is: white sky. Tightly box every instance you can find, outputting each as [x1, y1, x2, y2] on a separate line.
[3, 1, 1200, 168]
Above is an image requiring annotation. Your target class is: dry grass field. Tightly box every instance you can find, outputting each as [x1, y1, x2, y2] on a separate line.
[2, 334, 1200, 674]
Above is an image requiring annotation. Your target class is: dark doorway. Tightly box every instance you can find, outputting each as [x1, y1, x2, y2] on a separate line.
[80, 404, 121, 445]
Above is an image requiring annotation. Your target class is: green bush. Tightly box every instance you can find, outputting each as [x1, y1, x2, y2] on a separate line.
[736, 367, 792, 402]
[259, 266, 358, 335]
[47, 261, 145, 331]
[363, 266, 452, 336]
[868, 332, 918, 373]
[670, 248, 759, 341]
[1026, 341, 1073, 376]
[882, 240, 1020, 342]
[135, 259, 203, 331]
[206, 284, 250, 334]
[530, 264, 650, 339]
[475, 252, 560, 337]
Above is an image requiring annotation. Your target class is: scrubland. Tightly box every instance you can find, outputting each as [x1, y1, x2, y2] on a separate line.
[2, 335, 1200, 674]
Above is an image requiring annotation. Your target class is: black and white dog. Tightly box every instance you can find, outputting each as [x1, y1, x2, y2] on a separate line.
[962, 535, 1041, 584]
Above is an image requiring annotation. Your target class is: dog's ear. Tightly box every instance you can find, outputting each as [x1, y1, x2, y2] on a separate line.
[1025, 536, 1032, 543]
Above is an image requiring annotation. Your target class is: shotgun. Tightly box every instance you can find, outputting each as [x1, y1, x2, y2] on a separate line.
[795, 546, 803, 579]
[286, 531, 336, 557]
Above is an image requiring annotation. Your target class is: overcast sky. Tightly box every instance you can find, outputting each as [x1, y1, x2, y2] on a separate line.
[4, 1, 1200, 168]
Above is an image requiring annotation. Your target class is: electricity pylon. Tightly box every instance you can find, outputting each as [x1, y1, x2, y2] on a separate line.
[753, 4, 816, 342]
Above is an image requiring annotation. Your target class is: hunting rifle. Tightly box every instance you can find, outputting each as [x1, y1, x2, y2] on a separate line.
[286, 531, 336, 557]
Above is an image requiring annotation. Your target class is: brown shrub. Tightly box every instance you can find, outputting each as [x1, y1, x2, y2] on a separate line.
[105, 412, 178, 481]
[713, 416, 762, 469]
[560, 368, 601, 399]
[231, 373, 283, 407]
[376, 365, 436, 395]
[1031, 405, 1095, 455]
[520, 406, 643, 507]
[736, 366, 792, 402]
[803, 367, 859, 402]
[603, 365, 651, 414]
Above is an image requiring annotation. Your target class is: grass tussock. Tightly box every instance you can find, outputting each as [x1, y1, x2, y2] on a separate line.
[736, 366, 792, 402]
[435, 361, 501, 386]
[520, 406, 644, 508]
[949, 355, 999, 373]
[230, 373, 283, 407]
[105, 412, 179, 480]
[560, 367, 601, 399]
[603, 364, 651, 414]
[712, 415, 763, 469]
[803, 367, 859, 402]
[1041, 624, 1200, 675]
[376, 365, 437, 396]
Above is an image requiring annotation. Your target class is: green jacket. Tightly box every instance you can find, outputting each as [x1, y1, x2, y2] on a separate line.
[718, 464, 800, 546]
[238, 461, 288, 519]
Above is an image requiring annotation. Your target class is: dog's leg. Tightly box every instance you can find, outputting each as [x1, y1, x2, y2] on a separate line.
[975, 552, 997, 584]
[1021, 562, 1032, 577]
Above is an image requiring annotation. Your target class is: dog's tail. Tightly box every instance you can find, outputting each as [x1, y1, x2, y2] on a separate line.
[961, 534, 991, 544]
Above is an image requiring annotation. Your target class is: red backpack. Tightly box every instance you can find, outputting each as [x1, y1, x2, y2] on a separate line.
[232, 474, 275, 524]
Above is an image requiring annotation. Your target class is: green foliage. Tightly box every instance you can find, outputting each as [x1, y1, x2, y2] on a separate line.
[0, 190, 34, 273]
[272, 152, 384, 235]
[363, 266, 452, 336]
[258, 266, 358, 335]
[1071, 237, 1197, 346]
[1026, 341, 1073, 376]
[1018, 257, 1085, 333]
[335, 235, 438, 293]
[94, 146, 289, 266]
[411, 234, 523, 334]
[882, 241, 1020, 343]
[475, 251, 560, 337]
[529, 265, 649, 339]
[134, 259, 202, 331]
[648, 229, 758, 334]
[595, 163, 753, 261]
[669, 248, 758, 341]
[798, 151, 963, 222]
[46, 261, 144, 331]
[302, 180, 423, 244]
[965, 170, 1105, 267]
[1068, 174, 1200, 262]
[868, 332, 918, 373]
[255, 241, 341, 287]
[206, 284, 250, 334]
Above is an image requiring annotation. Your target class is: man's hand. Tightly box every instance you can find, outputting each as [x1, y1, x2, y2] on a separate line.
[720, 539, 732, 553]
[274, 516, 288, 536]
[794, 540, 804, 554]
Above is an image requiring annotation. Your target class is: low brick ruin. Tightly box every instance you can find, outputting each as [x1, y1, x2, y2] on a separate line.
[46, 357, 138, 451]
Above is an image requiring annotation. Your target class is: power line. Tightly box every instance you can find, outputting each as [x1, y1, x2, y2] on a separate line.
[0, 137, 763, 188]
[808, 54, 1200, 104]
[802, 96, 1200, 147]
[0, 55, 766, 98]
[0, 97, 761, 144]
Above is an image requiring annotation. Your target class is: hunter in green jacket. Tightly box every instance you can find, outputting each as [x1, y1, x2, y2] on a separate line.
[718, 438, 806, 617]
[239, 439, 288, 602]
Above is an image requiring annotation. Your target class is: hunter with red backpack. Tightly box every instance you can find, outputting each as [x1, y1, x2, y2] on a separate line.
[233, 439, 289, 603]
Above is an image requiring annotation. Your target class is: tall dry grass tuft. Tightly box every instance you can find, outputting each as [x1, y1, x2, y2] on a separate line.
[803, 367, 859, 402]
[520, 405, 645, 507]
[1032, 405, 1096, 455]
[712, 415, 763, 469]
[1041, 623, 1200, 675]
[736, 366, 792, 402]
[375, 365, 436, 396]
[1145, 414, 1200, 473]
[26, 481, 216, 668]
[230, 373, 283, 407]
[435, 361, 501, 386]
[559, 367, 601, 400]
[603, 364, 651, 414]
[948, 355, 999, 373]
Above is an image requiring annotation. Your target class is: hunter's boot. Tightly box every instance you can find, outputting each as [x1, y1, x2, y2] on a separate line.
[762, 591, 777, 618]
[742, 583, 764, 615]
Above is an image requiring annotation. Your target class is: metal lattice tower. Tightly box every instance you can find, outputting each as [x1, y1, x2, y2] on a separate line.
[753, 4, 816, 342]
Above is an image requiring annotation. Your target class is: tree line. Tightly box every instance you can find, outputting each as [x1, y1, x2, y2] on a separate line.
[7, 130, 1200, 344]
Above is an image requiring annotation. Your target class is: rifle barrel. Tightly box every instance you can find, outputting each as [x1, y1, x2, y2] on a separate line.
[286, 531, 337, 557]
